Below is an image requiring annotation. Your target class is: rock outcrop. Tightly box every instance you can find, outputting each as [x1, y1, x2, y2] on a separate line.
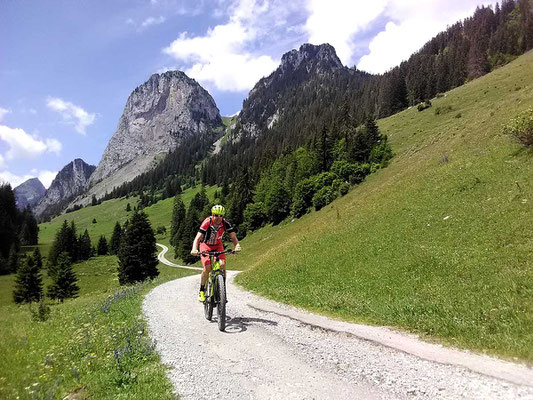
[33, 159, 95, 218]
[14, 178, 46, 210]
[89, 71, 223, 187]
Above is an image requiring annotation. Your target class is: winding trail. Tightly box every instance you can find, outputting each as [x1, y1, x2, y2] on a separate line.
[143, 244, 533, 399]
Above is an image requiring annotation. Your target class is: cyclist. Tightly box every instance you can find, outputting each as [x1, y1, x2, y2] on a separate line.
[190, 204, 241, 302]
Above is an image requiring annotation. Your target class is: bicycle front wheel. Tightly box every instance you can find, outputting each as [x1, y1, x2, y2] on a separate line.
[216, 274, 226, 331]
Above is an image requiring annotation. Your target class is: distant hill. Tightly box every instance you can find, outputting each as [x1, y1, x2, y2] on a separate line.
[34, 159, 95, 220]
[14, 178, 46, 210]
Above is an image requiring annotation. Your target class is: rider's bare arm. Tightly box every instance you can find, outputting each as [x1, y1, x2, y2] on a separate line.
[229, 232, 241, 252]
[229, 232, 238, 247]
[192, 232, 204, 253]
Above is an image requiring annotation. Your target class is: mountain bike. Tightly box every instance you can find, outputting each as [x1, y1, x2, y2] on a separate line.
[198, 249, 234, 332]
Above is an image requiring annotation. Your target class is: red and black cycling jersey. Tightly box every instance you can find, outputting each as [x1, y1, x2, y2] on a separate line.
[198, 217, 234, 246]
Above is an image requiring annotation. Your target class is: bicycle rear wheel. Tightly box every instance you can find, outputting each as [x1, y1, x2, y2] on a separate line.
[216, 274, 226, 331]
[204, 281, 213, 321]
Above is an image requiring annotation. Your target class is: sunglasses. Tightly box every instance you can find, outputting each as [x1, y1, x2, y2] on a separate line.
[212, 214, 223, 217]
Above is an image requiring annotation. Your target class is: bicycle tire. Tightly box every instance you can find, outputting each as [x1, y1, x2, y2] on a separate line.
[204, 281, 213, 321]
[216, 274, 226, 331]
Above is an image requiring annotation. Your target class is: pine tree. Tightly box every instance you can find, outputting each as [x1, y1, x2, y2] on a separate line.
[170, 195, 186, 248]
[97, 236, 109, 255]
[110, 222, 122, 255]
[48, 220, 78, 266]
[78, 230, 92, 260]
[315, 124, 333, 172]
[8, 243, 19, 273]
[117, 211, 159, 284]
[13, 256, 43, 304]
[19, 207, 39, 245]
[33, 247, 43, 270]
[48, 252, 79, 302]
[0, 183, 19, 268]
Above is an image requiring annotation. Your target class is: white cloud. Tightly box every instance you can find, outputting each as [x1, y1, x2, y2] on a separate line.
[38, 170, 58, 188]
[46, 97, 95, 135]
[0, 125, 62, 160]
[163, 0, 287, 92]
[304, 0, 388, 66]
[0, 107, 11, 122]
[0, 169, 57, 189]
[0, 171, 33, 188]
[0, 154, 4, 169]
[357, 0, 498, 73]
[141, 16, 165, 28]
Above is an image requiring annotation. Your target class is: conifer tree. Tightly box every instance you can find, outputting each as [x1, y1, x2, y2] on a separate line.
[48, 220, 78, 266]
[8, 243, 19, 273]
[110, 222, 122, 255]
[13, 255, 43, 304]
[117, 211, 159, 284]
[48, 252, 79, 302]
[97, 236, 109, 255]
[78, 230, 92, 260]
[170, 195, 186, 248]
[19, 207, 39, 245]
[33, 247, 43, 270]
[0, 183, 19, 271]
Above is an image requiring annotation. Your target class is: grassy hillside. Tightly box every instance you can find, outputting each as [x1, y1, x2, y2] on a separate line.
[0, 253, 196, 399]
[36, 185, 218, 259]
[232, 51, 533, 361]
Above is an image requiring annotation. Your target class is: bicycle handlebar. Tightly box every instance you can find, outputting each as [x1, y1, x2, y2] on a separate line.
[197, 249, 236, 257]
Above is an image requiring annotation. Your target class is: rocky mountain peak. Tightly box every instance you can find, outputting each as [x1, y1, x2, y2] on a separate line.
[33, 159, 95, 219]
[238, 43, 347, 136]
[89, 70, 222, 187]
[14, 177, 46, 210]
[280, 43, 344, 74]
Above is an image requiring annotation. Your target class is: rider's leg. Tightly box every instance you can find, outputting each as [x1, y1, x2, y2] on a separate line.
[200, 262, 211, 287]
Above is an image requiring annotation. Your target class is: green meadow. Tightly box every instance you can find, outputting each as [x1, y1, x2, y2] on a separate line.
[233, 51, 533, 361]
[0, 185, 220, 399]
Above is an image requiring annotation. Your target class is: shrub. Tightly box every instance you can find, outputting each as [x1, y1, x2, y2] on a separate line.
[291, 178, 317, 217]
[312, 186, 336, 211]
[331, 179, 343, 192]
[313, 172, 336, 188]
[243, 202, 267, 232]
[417, 100, 432, 111]
[330, 160, 356, 181]
[502, 107, 533, 147]
[31, 296, 51, 322]
[339, 182, 350, 196]
[369, 137, 393, 167]
[155, 226, 167, 235]
[434, 105, 453, 115]
[350, 163, 370, 184]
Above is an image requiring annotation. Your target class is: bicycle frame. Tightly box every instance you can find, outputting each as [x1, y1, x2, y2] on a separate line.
[198, 249, 234, 331]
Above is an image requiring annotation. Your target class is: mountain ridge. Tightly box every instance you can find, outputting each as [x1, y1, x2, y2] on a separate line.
[14, 177, 46, 211]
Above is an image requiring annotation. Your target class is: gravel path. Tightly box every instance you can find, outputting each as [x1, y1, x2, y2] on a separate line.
[143, 247, 533, 400]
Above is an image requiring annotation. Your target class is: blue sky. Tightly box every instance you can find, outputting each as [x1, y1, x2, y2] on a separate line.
[0, 0, 496, 188]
